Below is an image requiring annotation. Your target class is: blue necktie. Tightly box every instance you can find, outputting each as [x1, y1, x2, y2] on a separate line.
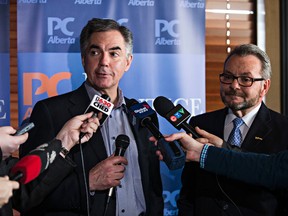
[227, 118, 244, 147]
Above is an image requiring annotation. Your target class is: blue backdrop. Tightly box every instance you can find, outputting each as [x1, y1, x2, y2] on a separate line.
[0, 1, 10, 126]
[17, 1, 206, 215]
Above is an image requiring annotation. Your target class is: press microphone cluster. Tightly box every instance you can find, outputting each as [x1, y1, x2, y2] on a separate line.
[80, 94, 114, 139]
[127, 99, 185, 170]
[153, 96, 200, 138]
[9, 139, 62, 184]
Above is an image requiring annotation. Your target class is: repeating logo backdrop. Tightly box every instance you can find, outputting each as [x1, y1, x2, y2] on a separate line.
[0, 1, 10, 126]
[17, 0, 205, 215]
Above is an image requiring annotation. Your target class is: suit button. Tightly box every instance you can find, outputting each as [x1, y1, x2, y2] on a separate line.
[223, 204, 229, 210]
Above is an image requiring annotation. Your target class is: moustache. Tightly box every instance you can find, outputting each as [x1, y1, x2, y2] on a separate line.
[225, 90, 244, 97]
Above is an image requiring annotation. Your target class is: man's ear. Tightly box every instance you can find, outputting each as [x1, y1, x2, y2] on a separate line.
[124, 55, 133, 72]
[81, 56, 85, 67]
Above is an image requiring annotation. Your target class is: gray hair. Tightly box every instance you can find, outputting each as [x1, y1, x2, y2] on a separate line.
[80, 18, 133, 58]
[224, 44, 272, 79]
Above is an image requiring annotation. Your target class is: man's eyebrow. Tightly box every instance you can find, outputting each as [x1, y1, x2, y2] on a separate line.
[109, 46, 122, 51]
[88, 45, 122, 52]
[89, 44, 100, 50]
[224, 70, 252, 76]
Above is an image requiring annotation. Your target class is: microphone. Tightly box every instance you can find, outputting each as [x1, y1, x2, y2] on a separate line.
[104, 134, 130, 216]
[153, 96, 200, 138]
[79, 94, 114, 139]
[9, 139, 62, 184]
[127, 99, 185, 170]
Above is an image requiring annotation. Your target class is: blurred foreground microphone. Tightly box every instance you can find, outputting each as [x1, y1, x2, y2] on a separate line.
[128, 99, 185, 170]
[153, 96, 200, 138]
[80, 94, 114, 139]
[10, 139, 62, 184]
[104, 134, 130, 216]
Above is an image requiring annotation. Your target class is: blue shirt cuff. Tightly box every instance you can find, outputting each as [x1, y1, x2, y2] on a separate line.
[200, 144, 210, 169]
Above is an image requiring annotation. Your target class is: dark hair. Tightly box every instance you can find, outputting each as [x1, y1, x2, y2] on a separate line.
[224, 44, 272, 79]
[80, 18, 133, 58]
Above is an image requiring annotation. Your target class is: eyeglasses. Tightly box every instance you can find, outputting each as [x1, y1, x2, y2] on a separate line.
[219, 73, 265, 87]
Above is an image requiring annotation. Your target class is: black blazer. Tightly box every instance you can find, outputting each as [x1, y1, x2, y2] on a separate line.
[178, 103, 288, 216]
[20, 83, 163, 216]
[204, 146, 288, 190]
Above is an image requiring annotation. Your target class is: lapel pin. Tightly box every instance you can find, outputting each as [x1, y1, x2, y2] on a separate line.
[255, 136, 263, 140]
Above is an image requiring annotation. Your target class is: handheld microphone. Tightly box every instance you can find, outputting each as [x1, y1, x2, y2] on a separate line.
[9, 139, 62, 184]
[79, 94, 114, 139]
[104, 134, 130, 216]
[128, 99, 185, 170]
[153, 96, 200, 138]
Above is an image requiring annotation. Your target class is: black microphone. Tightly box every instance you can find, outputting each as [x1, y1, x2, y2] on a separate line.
[79, 94, 113, 139]
[10, 139, 62, 184]
[153, 96, 200, 138]
[104, 134, 130, 216]
[127, 99, 185, 170]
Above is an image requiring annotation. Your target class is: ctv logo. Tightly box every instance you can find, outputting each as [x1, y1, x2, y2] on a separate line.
[170, 108, 184, 122]
[47, 17, 76, 44]
[155, 19, 180, 46]
[22, 72, 71, 119]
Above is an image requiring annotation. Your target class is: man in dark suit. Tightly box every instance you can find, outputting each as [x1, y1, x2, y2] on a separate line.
[178, 44, 288, 216]
[20, 18, 163, 216]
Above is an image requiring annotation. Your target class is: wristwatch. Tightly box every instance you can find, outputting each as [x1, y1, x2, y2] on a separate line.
[60, 146, 69, 157]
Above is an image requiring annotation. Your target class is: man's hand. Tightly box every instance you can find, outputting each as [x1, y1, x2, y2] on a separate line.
[163, 132, 204, 162]
[195, 127, 223, 147]
[56, 112, 100, 151]
[0, 126, 28, 159]
[89, 155, 128, 191]
[0, 176, 19, 208]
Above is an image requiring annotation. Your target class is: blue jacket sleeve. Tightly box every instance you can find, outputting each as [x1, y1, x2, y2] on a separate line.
[203, 146, 288, 189]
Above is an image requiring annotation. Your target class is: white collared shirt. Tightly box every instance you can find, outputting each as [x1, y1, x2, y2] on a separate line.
[224, 103, 262, 145]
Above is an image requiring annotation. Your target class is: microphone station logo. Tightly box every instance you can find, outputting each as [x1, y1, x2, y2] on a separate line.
[90, 95, 113, 115]
[165, 104, 191, 128]
[155, 19, 180, 46]
[130, 102, 155, 118]
[128, 0, 154, 7]
[170, 107, 185, 122]
[47, 17, 76, 45]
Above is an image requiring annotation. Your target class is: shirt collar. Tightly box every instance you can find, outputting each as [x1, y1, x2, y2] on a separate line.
[225, 103, 262, 128]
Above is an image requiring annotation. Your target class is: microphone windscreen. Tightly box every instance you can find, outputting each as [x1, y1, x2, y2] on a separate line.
[10, 155, 42, 184]
[115, 134, 130, 157]
[115, 134, 130, 150]
[153, 96, 175, 117]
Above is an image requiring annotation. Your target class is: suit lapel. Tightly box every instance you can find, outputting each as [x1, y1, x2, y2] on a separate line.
[242, 103, 272, 149]
[68, 84, 108, 164]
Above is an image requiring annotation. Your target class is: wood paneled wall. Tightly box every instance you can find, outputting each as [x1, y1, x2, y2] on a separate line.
[205, 0, 255, 111]
[10, 1, 18, 128]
